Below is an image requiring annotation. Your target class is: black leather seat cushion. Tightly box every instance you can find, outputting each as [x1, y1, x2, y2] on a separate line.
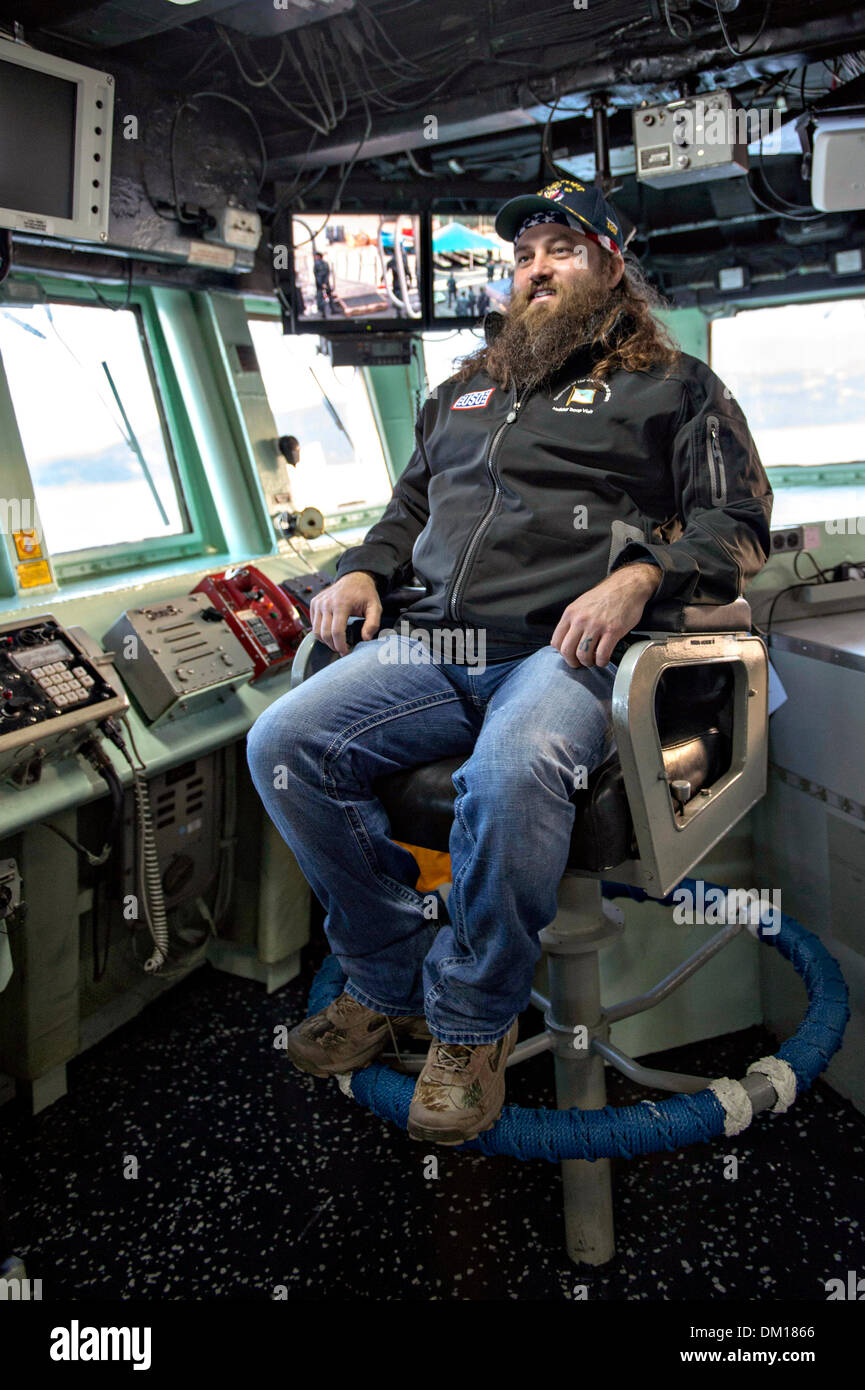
[376, 724, 730, 873]
[330, 616, 737, 873]
[379, 756, 464, 855]
[375, 661, 734, 867]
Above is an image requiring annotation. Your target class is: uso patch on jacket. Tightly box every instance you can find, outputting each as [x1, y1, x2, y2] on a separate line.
[451, 388, 496, 409]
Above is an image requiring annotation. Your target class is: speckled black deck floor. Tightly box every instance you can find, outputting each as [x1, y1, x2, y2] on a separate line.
[2, 927, 863, 1302]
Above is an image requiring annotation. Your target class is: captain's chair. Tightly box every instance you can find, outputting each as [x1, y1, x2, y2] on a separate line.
[289, 587, 770, 1265]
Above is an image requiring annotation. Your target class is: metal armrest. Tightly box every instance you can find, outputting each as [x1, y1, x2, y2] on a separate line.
[289, 583, 426, 690]
[289, 617, 366, 689]
[635, 595, 752, 635]
[599, 630, 768, 897]
[611, 598, 752, 667]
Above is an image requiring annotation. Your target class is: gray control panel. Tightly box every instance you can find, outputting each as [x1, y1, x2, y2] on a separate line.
[633, 91, 749, 187]
[103, 592, 255, 724]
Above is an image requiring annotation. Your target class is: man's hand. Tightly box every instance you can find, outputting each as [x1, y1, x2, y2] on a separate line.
[309, 571, 383, 656]
[550, 564, 663, 669]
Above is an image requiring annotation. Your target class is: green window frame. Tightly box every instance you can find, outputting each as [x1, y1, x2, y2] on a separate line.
[244, 296, 427, 536]
[0, 276, 221, 585]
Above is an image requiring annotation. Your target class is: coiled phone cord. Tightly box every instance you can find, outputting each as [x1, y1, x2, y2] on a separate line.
[130, 766, 169, 973]
[100, 716, 169, 973]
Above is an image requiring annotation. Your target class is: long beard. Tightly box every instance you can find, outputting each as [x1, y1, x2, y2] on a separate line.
[485, 275, 618, 390]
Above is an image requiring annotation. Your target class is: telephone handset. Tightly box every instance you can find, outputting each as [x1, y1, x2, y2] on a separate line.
[191, 564, 305, 682]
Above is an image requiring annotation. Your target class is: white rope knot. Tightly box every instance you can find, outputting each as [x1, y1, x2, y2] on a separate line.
[746, 1055, 798, 1113]
[334, 1072, 354, 1099]
[708, 1077, 753, 1135]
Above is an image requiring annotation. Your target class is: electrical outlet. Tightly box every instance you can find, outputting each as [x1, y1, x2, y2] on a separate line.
[203, 205, 262, 251]
[770, 526, 805, 555]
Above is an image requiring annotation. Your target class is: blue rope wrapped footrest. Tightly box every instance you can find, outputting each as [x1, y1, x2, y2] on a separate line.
[305, 878, 850, 1162]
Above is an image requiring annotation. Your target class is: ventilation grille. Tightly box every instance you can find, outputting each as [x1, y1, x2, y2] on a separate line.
[155, 618, 216, 662]
[153, 769, 205, 829]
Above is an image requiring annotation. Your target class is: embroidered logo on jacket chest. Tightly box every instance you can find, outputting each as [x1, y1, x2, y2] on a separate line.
[451, 388, 496, 409]
[552, 378, 611, 414]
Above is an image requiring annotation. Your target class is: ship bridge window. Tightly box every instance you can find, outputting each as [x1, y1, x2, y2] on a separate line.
[0, 298, 189, 560]
[710, 298, 865, 525]
[247, 319, 392, 523]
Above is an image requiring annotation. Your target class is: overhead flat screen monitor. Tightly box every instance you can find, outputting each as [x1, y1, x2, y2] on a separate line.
[0, 37, 114, 244]
[288, 213, 423, 332]
[431, 213, 512, 325]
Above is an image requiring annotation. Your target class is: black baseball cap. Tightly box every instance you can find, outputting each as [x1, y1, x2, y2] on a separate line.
[495, 178, 624, 255]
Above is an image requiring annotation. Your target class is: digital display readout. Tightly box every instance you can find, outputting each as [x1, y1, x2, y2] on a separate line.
[11, 639, 72, 672]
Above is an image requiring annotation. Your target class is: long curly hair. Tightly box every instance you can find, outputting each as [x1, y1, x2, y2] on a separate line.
[452, 250, 681, 386]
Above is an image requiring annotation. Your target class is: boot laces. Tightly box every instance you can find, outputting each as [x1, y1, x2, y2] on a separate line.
[384, 1014, 406, 1066]
[329, 994, 410, 1065]
[433, 1044, 473, 1071]
[330, 993, 364, 1021]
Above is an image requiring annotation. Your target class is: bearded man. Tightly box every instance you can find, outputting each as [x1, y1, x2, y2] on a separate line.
[246, 179, 773, 1146]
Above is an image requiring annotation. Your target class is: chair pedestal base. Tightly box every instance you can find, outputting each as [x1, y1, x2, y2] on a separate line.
[539, 877, 623, 1267]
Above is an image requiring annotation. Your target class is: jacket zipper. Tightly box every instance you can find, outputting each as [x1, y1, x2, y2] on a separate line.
[447, 385, 529, 622]
[706, 415, 727, 506]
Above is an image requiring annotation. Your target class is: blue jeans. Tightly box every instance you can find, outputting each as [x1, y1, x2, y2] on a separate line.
[245, 635, 616, 1045]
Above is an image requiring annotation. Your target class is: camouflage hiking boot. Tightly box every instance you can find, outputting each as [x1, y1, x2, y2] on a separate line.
[284, 992, 429, 1077]
[407, 1020, 519, 1145]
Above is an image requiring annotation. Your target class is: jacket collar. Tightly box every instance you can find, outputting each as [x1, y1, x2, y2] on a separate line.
[545, 342, 599, 390]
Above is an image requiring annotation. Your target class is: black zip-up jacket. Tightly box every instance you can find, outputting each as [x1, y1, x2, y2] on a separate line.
[335, 332, 773, 647]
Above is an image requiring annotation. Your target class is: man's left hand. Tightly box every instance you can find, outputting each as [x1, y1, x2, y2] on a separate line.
[550, 564, 663, 669]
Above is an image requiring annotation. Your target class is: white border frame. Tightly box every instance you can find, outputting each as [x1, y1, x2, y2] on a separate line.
[0, 36, 114, 245]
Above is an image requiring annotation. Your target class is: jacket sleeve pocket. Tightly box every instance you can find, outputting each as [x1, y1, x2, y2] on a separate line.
[611, 374, 773, 606]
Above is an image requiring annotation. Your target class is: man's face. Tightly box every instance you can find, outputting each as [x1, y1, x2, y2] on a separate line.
[511, 223, 622, 309]
[482, 220, 625, 390]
